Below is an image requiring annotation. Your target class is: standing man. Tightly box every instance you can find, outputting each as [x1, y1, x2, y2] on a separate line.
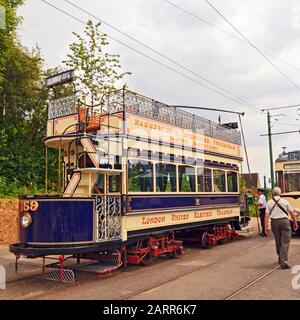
[254, 188, 267, 236]
[266, 187, 298, 269]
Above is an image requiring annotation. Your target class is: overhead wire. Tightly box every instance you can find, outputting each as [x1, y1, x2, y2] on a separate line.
[161, 0, 300, 72]
[203, 0, 300, 91]
[40, 0, 259, 112]
[273, 121, 300, 128]
[62, 0, 260, 112]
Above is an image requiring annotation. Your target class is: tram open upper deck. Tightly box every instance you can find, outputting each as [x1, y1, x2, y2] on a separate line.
[10, 88, 243, 258]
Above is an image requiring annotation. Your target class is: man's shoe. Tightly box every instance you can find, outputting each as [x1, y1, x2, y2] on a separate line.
[280, 262, 290, 269]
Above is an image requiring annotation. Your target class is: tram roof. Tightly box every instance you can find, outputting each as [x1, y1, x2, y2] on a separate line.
[103, 89, 242, 145]
[276, 150, 300, 162]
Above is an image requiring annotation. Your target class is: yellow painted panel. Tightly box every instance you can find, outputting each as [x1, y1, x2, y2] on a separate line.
[126, 114, 241, 158]
[53, 114, 79, 136]
[100, 114, 123, 133]
[125, 207, 240, 231]
[275, 161, 300, 171]
[47, 120, 53, 137]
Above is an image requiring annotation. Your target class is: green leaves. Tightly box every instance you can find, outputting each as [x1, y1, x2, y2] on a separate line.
[0, 1, 57, 196]
[63, 19, 131, 103]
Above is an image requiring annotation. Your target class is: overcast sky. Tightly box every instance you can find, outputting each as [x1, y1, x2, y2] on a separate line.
[17, 0, 300, 186]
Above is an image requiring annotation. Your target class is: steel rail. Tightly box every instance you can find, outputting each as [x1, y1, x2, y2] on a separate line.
[223, 251, 300, 300]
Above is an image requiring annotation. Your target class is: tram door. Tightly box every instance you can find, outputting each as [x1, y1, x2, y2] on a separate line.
[95, 172, 122, 242]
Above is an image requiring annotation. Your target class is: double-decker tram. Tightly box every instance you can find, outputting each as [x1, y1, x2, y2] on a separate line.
[276, 149, 300, 227]
[10, 87, 245, 275]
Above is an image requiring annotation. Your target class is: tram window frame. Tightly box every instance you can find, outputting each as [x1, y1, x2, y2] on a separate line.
[213, 169, 227, 193]
[128, 159, 154, 192]
[156, 163, 177, 192]
[178, 165, 196, 192]
[197, 167, 213, 192]
[284, 172, 300, 193]
[226, 171, 238, 193]
[276, 171, 284, 191]
[107, 174, 121, 193]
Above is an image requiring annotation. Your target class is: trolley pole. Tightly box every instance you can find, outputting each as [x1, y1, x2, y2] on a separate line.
[267, 111, 275, 188]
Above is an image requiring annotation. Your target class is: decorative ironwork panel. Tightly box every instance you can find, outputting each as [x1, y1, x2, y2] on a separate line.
[103, 89, 242, 145]
[48, 94, 76, 120]
[96, 196, 121, 242]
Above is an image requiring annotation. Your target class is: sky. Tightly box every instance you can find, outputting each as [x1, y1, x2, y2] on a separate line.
[17, 0, 300, 186]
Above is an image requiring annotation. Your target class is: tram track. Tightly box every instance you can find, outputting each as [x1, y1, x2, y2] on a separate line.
[118, 240, 300, 301]
[15, 235, 260, 300]
[118, 238, 266, 300]
[4, 234, 283, 300]
[223, 252, 300, 300]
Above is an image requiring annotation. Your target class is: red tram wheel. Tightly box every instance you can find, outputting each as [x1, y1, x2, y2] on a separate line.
[141, 253, 156, 266]
[200, 231, 214, 249]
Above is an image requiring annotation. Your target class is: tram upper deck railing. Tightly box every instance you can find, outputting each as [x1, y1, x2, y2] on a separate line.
[47, 89, 241, 145]
[104, 90, 242, 145]
[48, 94, 77, 120]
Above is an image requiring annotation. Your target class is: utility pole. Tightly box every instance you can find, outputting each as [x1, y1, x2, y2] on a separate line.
[267, 111, 275, 188]
[262, 104, 300, 189]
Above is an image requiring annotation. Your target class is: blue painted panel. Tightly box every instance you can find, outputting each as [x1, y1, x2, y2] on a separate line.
[21, 199, 94, 243]
[128, 195, 239, 212]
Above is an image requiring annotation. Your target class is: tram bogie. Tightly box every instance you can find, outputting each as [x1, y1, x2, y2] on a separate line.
[175, 224, 239, 248]
[126, 233, 183, 265]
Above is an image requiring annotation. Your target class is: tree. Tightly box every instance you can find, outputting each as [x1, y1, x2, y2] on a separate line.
[0, 1, 57, 196]
[64, 20, 131, 104]
[0, 0, 24, 91]
[0, 43, 55, 196]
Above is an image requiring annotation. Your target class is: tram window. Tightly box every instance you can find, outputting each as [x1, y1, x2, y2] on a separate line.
[213, 170, 226, 192]
[204, 169, 212, 192]
[197, 168, 205, 192]
[93, 174, 104, 194]
[197, 168, 212, 192]
[198, 168, 212, 192]
[227, 171, 238, 192]
[284, 173, 300, 192]
[178, 166, 196, 192]
[128, 159, 154, 192]
[108, 175, 120, 193]
[156, 164, 177, 192]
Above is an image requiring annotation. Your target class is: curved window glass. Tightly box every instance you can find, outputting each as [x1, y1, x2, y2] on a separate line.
[197, 168, 212, 192]
[128, 160, 153, 192]
[156, 164, 177, 192]
[227, 171, 238, 192]
[178, 166, 196, 192]
[213, 170, 226, 192]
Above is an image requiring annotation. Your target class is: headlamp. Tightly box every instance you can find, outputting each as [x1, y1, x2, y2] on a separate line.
[21, 213, 32, 228]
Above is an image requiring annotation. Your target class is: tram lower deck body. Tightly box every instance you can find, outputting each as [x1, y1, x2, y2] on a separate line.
[10, 194, 244, 268]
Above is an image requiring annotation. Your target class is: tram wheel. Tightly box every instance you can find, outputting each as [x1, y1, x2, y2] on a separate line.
[200, 231, 213, 249]
[141, 253, 156, 266]
[168, 247, 182, 258]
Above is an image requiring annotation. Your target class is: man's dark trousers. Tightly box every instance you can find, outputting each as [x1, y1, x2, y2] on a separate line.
[259, 208, 266, 235]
